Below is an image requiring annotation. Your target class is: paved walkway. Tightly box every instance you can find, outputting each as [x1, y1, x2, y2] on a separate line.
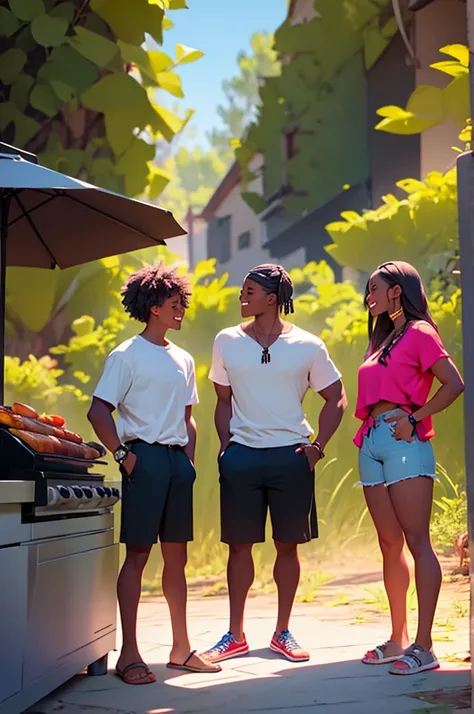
[30, 595, 470, 714]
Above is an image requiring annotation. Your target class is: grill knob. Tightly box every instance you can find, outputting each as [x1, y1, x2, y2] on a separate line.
[58, 486, 71, 499]
[95, 487, 105, 498]
[112, 488, 120, 498]
[72, 486, 84, 498]
[82, 487, 93, 499]
[103, 487, 112, 498]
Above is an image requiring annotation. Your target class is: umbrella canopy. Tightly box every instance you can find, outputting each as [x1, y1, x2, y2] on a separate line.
[0, 152, 185, 268]
[0, 145, 186, 402]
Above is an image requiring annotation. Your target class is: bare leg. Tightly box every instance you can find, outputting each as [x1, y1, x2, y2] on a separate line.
[274, 541, 300, 635]
[364, 486, 410, 649]
[228, 543, 254, 641]
[116, 544, 156, 683]
[161, 542, 190, 662]
[390, 477, 442, 652]
[161, 542, 221, 671]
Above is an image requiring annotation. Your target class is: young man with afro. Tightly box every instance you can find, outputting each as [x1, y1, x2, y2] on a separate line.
[88, 264, 220, 684]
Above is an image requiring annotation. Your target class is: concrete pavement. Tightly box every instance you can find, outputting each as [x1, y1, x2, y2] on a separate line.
[28, 595, 470, 714]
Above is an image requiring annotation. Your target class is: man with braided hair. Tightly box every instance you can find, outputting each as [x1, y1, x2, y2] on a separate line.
[88, 263, 220, 684]
[204, 264, 346, 663]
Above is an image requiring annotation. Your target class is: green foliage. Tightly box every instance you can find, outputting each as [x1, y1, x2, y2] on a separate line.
[155, 32, 281, 222]
[325, 169, 459, 280]
[238, 0, 397, 217]
[375, 45, 470, 140]
[0, 0, 203, 199]
[432, 473, 467, 554]
[157, 147, 228, 222]
[208, 32, 281, 162]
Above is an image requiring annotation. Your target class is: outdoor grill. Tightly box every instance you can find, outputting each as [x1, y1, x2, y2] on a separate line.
[0, 426, 120, 714]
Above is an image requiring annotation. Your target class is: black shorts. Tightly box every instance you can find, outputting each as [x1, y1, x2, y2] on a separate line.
[120, 441, 195, 546]
[219, 442, 318, 545]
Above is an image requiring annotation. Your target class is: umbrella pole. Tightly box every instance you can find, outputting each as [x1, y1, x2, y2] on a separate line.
[0, 192, 10, 406]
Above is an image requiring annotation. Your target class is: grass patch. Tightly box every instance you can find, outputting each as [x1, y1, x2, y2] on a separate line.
[296, 571, 333, 603]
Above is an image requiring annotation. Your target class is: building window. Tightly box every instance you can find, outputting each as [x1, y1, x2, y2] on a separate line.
[285, 128, 298, 160]
[216, 215, 231, 264]
[238, 231, 251, 250]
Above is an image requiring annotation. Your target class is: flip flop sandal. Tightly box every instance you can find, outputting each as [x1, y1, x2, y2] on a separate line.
[362, 640, 404, 665]
[389, 644, 440, 676]
[115, 662, 156, 685]
[167, 649, 222, 673]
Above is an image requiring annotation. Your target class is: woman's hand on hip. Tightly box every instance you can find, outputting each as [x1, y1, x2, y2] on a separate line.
[384, 413, 415, 442]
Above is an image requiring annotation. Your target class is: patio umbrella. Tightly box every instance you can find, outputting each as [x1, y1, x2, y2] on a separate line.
[0, 143, 185, 403]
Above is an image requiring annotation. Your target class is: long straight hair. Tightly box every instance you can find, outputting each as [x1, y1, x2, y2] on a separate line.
[366, 261, 437, 355]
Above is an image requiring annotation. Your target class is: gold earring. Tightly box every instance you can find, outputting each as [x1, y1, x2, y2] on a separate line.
[389, 307, 403, 321]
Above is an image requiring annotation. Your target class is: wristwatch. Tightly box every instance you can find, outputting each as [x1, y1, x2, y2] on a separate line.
[113, 443, 129, 465]
[408, 414, 419, 429]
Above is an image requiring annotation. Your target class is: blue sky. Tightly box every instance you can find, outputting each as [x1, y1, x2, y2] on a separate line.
[156, 0, 288, 148]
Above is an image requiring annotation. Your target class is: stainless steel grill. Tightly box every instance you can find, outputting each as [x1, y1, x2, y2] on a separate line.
[0, 427, 120, 714]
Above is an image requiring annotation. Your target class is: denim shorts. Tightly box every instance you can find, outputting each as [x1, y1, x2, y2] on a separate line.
[358, 410, 436, 488]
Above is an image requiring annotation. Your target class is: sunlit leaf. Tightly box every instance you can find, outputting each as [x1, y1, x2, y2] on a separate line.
[68, 26, 118, 67]
[175, 43, 204, 64]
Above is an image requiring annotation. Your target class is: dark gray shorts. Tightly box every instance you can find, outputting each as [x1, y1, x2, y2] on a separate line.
[120, 441, 195, 546]
[219, 442, 318, 545]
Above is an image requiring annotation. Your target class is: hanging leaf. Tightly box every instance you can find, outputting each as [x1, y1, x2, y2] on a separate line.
[430, 60, 468, 78]
[12, 109, 41, 145]
[68, 26, 118, 68]
[41, 46, 99, 95]
[50, 80, 75, 102]
[0, 48, 27, 85]
[168, 0, 188, 8]
[162, 16, 174, 30]
[6, 268, 59, 334]
[82, 72, 154, 122]
[156, 71, 184, 97]
[91, 0, 164, 46]
[150, 104, 192, 142]
[175, 43, 203, 64]
[31, 13, 68, 47]
[118, 41, 156, 82]
[8, 0, 45, 22]
[148, 50, 174, 74]
[115, 137, 155, 196]
[49, 2, 75, 22]
[10, 74, 34, 110]
[440, 44, 469, 67]
[30, 82, 62, 117]
[148, 165, 173, 198]
[0, 7, 20, 36]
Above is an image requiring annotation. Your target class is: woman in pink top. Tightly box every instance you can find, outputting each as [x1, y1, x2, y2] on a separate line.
[356, 261, 464, 675]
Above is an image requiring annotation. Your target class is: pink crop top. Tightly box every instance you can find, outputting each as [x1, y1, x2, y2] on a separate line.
[354, 321, 449, 447]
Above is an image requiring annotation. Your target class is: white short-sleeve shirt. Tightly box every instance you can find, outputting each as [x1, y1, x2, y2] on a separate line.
[94, 335, 198, 446]
[209, 324, 341, 448]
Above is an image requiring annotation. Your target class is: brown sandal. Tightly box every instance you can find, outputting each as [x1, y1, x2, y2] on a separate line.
[167, 649, 222, 673]
[115, 662, 157, 685]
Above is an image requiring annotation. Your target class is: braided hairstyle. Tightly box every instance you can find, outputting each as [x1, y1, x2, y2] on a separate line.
[245, 264, 294, 315]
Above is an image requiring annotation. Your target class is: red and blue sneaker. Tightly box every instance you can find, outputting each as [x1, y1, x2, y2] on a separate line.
[270, 630, 310, 662]
[203, 632, 250, 663]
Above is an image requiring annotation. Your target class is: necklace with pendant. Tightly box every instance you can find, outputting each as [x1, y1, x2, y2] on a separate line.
[251, 318, 281, 365]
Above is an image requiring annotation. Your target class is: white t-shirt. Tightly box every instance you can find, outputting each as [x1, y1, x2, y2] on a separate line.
[209, 324, 341, 449]
[93, 335, 198, 447]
